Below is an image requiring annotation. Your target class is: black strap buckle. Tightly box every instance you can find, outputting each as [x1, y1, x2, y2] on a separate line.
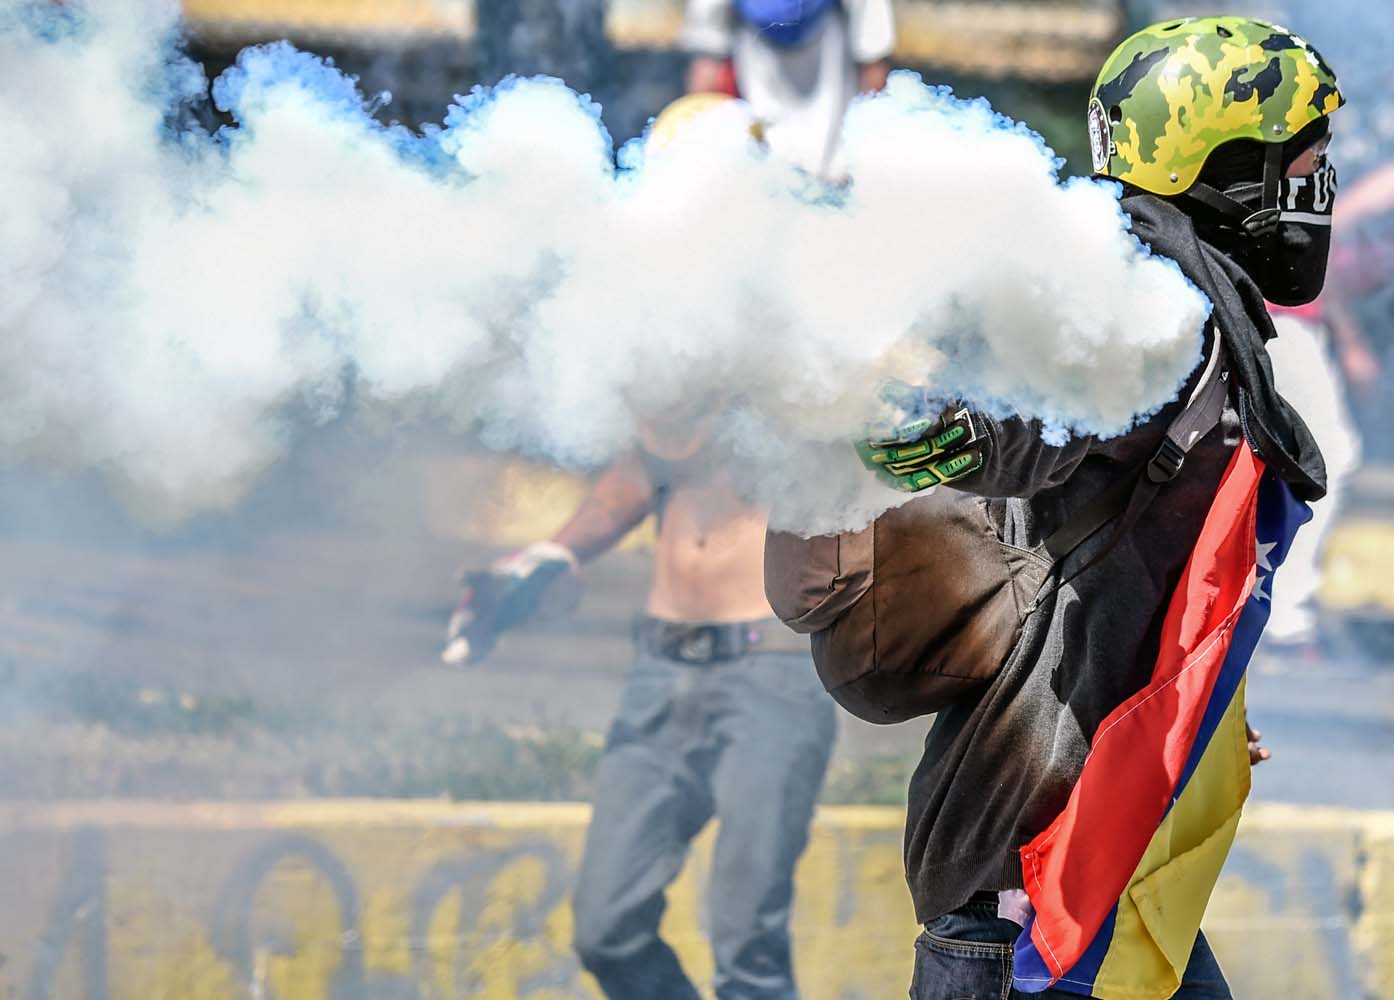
[1148, 438, 1186, 483]
[1242, 207, 1281, 237]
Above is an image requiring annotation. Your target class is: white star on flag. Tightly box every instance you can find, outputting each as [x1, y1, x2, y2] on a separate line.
[1256, 541, 1277, 573]
[1253, 541, 1278, 604]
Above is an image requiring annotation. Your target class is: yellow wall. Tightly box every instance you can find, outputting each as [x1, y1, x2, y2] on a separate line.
[419, 454, 656, 552]
[182, 0, 475, 41]
[1, 800, 1389, 999]
[180, 0, 1117, 81]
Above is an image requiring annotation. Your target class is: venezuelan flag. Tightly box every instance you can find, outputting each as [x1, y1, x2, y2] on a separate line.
[1012, 444, 1312, 999]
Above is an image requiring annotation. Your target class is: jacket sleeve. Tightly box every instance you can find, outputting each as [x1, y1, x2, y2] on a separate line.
[844, 0, 896, 64]
[944, 323, 1217, 500]
[952, 412, 1095, 499]
[681, 0, 735, 56]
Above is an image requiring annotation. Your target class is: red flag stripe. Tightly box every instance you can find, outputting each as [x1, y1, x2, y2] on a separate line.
[1020, 445, 1264, 980]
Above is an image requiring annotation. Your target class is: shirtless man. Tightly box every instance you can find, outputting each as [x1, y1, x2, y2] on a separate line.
[443, 419, 836, 1000]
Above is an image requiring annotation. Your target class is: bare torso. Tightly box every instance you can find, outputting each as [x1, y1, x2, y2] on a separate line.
[551, 418, 775, 624]
[645, 467, 773, 622]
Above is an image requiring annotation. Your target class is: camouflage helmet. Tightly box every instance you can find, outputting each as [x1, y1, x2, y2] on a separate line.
[1088, 17, 1344, 196]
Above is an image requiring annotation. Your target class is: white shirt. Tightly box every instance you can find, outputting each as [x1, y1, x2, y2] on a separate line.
[682, 0, 896, 177]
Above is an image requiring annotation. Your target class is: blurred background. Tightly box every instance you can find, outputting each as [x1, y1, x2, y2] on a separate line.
[1, 0, 1387, 809]
[1, 2, 1392, 998]
[0, 0, 1150, 808]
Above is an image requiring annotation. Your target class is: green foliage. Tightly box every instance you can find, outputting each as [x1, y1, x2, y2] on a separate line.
[821, 753, 916, 806]
[0, 663, 919, 805]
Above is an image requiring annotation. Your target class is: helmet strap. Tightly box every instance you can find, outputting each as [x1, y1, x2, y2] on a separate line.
[1183, 142, 1287, 237]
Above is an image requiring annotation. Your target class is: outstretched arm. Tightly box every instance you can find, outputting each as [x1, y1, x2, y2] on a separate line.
[442, 453, 656, 665]
[552, 452, 656, 563]
[1336, 161, 1394, 230]
[1325, 296, 1383, 398]
[857, 59, 891, 94]
[847, 0, 895, 92]
[859, 393, 1092, 499]
[683, 0, 735, 95]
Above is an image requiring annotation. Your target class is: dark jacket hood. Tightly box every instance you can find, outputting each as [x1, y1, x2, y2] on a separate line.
[1122, 192, 1327, 501]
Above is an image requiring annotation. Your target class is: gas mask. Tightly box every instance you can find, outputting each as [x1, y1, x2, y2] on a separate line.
[1187, 147, 1338, 307]
[1224, 161, 1338, 306]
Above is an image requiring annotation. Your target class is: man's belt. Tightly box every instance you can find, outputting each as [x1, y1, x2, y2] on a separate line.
[633, 616, 808, 664]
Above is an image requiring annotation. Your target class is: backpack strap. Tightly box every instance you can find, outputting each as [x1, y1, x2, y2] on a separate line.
[1026, 338, 1230, 614]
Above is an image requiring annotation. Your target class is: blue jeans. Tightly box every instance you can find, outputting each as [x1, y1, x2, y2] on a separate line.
[909, 898, 1232, 1000]
[572, 648, 837, 1000]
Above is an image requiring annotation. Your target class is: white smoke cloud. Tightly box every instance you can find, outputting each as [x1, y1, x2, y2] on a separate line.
[0, 0, 1209, 535]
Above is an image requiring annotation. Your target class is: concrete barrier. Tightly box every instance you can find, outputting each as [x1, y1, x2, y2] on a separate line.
[0, 800, 1388, 999]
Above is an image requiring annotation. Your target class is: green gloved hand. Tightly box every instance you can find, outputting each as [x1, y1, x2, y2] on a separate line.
[857, 386, 984, 493]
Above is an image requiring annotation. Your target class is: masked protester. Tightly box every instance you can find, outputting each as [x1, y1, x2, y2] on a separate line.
[444, 92, 837, 1000]
[842, 17, 1341, 1000]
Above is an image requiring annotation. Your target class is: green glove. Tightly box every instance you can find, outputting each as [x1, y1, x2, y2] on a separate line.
[857, 389, 984, 493]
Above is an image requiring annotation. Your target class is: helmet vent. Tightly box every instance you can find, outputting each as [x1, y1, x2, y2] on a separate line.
[1216, 25, 1233, 38]
[1109, 105, 1123, 124]
[1163, 22, 1185, 31]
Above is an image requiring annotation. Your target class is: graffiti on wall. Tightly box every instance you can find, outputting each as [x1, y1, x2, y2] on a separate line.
[19, 830, 589, 1000]
[4, 804, 1390, 1000]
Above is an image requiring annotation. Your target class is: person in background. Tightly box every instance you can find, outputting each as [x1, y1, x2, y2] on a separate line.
[1324, 161, 1394, 465]
[1260, 152, 1394, 651]
[443, 95, 837, 1000]
[1260, 308, 1360, 651]
[681, 0, 895, 177]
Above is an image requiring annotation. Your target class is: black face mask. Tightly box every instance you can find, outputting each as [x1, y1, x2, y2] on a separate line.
[1223, 161, 1338, 306]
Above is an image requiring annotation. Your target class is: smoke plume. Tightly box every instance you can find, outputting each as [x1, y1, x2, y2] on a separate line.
[0, 0, 1209, 535]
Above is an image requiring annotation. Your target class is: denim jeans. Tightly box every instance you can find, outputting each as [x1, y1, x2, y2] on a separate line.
[909, 898, 1233, 1000]
[572, 647, 838, 1000]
